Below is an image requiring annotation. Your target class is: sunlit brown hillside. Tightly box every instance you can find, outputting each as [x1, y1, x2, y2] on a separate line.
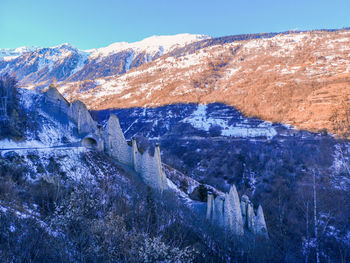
[58, 29, 350, 134]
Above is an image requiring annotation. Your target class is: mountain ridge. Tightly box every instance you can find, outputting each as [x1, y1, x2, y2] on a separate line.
[2, 28, 350, 134]
[57, 28, 350, 135]
[0, 33, 210, 88]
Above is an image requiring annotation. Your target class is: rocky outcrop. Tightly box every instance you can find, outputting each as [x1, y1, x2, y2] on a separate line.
[132, 139, 168, 191]
[42, 87, 168, 192]
[69, 100, 97, 134]
[43, 85, 70, 113]
[224, 185, 244, 235]
[255, 205, 268, 237]
[241, 195, 255, 232]
[213, 196, 224, 227]
[102, 114, 168, 191]
[206, 186, 268, 237]
[103, 114, 133, 166]
[43, 86, 97, 135]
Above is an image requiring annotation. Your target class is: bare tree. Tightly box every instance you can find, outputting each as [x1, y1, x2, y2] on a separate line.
[312, 170, 320, 263]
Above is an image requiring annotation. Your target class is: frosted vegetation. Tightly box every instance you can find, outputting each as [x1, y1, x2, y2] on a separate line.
[1, 27, 350, 261]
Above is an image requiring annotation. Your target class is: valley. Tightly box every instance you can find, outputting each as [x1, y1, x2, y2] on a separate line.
[1, 27, 350, 262]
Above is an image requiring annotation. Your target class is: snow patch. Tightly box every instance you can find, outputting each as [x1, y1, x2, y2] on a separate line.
[88, 33, 210, 59]
[182, 104, 277, 138]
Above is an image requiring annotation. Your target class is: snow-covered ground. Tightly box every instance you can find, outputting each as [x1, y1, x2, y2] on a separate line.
[182, 104, 277, 138]
[87, 33, 210, 59]
[0, 139, 45, 149]
[0, 46, 38, 60]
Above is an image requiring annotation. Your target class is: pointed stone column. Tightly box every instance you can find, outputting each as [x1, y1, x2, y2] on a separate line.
[224, 185, 244, 235]
[154, 144, 168, 191]
[206, 193, 214, 221]
[103, 114, 132, 166]
[246, 203, 255, 232]
[132, 138, 139, 172]
[213, 196, 224, 227]
[254, 205, 268, 238]
[240, 195, 249, 227]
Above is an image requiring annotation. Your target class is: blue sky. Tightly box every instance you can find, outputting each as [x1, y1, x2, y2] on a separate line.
[0, 0, 349, 49]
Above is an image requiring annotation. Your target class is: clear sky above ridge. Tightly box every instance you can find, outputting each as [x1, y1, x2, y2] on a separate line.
[0, 0, 349, 49]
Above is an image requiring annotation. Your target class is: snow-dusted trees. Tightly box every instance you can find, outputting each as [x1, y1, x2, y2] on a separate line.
[48, 173, 200, 263]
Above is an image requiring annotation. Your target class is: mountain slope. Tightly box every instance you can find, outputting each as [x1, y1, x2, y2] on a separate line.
[0, 86, 236, 262]
[59, 29, 350, 134]
[0, 34, 209, 88]
[2, 29, 350, 134]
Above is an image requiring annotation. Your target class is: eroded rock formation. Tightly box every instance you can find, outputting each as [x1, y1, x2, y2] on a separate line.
[224, 185, 244, 235]
[69, 100, 97, 134]
[103, 114, 133, 166]
[42, 86, 168, 191]
[207, 186, 268, 237]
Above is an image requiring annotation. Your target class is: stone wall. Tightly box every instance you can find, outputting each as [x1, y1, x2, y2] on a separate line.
[207, 185, 268, 237]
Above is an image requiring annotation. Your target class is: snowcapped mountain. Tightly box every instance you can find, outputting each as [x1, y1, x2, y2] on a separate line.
[57, 28, 350, 135]
[87, 33, 210, 59]
[0, 46, 38, 61]
[0, 34, 210, 88]
[2, 29, 350, 134]
[0, 43, 89, 86]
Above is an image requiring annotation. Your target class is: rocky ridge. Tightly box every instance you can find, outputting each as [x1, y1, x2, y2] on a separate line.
[0, 34, 209, 89]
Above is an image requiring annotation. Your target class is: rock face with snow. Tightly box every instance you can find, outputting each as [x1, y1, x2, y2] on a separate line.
[101, 114, 167, 190]
[43, 86, 97, 134]
[103, 114, 133, 167]
[255, 205, 268, 237]
[206, 185, 268, 237]
[132, 140, 168, 191]
[224, 185, 244, 235]
[69, 100, 97, 134]
[42, 86, 168, 191]
[100, 114, 168, 191]
[0, 34, 209, 89]
[42, 85, 70, 110]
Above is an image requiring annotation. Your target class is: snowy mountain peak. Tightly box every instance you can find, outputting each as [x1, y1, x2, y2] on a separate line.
[132, 33, 210, 49]
[50, 43, 75, 50]
[88, 33, 211, 58]
[0, 46, 38, 61]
